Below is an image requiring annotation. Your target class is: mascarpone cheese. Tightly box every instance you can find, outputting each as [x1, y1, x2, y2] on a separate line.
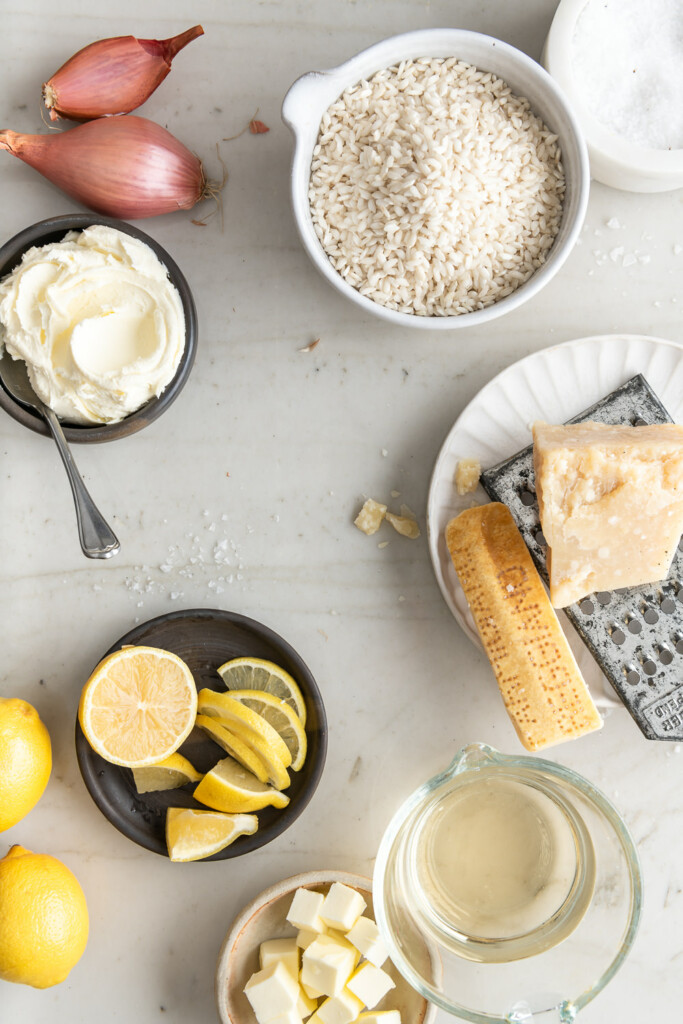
[0, 225, 185, 424]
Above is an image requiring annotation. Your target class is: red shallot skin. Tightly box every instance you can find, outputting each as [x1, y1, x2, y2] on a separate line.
[43, 25, 204, 122]
[0, 116, 207, 219]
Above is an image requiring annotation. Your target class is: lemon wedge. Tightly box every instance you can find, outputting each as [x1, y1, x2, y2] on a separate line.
[195, 714, 270, 784]
[194, 756, 291, 813]
[195, 700, 290, 790]
[226, 689, 307, 771]
[217, 657, 307, 726]
[197, 689, 292, 767]
[166, 807, 258, 862]
[79, 647, 197, 767]
[132, 753, 202, 794]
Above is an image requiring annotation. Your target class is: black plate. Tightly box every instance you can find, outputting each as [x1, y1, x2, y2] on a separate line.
[75, 609, 327, 859]
[0, 214, 197, 443]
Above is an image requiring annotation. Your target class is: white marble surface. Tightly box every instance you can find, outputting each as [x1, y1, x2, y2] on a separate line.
[0, 2, 681, 1022]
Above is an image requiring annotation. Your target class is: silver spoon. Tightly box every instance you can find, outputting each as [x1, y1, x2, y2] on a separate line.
[0, 356, 120, 559]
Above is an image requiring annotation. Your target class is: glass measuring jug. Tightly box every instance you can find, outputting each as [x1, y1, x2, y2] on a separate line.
[373, 744, 642, 1024]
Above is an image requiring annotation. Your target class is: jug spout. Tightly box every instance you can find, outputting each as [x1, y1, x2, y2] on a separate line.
[447, 741, 498, 776]
[507, 998, 577, 1024]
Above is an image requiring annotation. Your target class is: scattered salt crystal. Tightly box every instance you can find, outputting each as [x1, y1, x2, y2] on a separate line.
[674, 244, 683, 256]
[381, 449, 388, 457]
[202, 510, 209, 517]
[92, 584, 101, 592]
[221, 513, 228, 521]
[637, 254, 651, 265]
[609, 247, 624, 262]
[208, 522, 216, 532]
[622, 253, 637, 267]
[330, 609, 339, 616]
[170, 592, 181, 600]
[606, 217, 621, 229]
[653, 300, 662, 307]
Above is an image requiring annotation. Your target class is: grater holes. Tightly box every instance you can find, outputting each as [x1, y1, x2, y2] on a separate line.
[626, 616, 642, 634]
[580, 599, 594, 615]
[596, 592, 611, 605]
[610, 625, 626, 645]
[623, 663, 640, 685]
[640, 654, 657, 676]
[632, 415, 649, 426]
[519, 487, 536, 507]
[661, 596, 676, 614]
[657, 645, 674, 666]
[535, 528, 547, 547]
[642, 605, 659, 625]
[674, 633, 683, 655]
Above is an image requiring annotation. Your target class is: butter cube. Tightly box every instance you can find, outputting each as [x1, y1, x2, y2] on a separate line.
[302, 934, 358, 997]
[358, 1013, 401, 1024]
[301, 972, 324, 1000]
[245, 961, 300, 1024]
[297, 987, 319, 1020]
[326, 931, 360, 969]
[298, 927, 326, 950]
[345, 917, 388, 969]
[260, 938, 300, 981]
[320, 883, 366, 932]
[347, 964, 395, 1009]
[267, 1012, 304, 1024]
[287, 888, 327, 933]
[318, 989, 364, 1024]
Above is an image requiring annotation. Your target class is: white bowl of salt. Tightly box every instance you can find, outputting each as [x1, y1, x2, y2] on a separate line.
[544, 0, 683, 192]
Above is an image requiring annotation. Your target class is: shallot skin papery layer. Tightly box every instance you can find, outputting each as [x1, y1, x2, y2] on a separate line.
[0, 116, 206, 219]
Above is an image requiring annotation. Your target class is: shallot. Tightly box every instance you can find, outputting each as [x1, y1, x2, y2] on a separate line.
[0, 115, 215, 219]
[43, 25, 204, 122]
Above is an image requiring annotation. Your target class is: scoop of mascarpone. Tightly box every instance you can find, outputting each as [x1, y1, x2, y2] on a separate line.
[0, 224, 186, 425]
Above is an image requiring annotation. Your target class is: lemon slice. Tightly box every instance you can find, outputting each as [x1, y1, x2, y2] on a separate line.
[132, 753, 202, 794]
[194, 756, 291, 813]
[197, 690, 292, 768]
[226, 690, 307, 771]
[166, 807, 258, 862]
[196, 698, 290, 790]
[79, 647, 198, 768]
[195, 714, 269, 785]
[217, 657, 307, 726]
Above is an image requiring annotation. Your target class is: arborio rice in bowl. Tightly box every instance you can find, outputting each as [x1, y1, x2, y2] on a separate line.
[282, 30, 589, 329]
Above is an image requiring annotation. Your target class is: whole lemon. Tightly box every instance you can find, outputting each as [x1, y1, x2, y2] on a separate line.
[0, 845, 89, 987]
[0, 697, 52, 832]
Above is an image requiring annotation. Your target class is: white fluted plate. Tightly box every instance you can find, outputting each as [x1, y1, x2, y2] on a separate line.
[427, 334, 683, 709]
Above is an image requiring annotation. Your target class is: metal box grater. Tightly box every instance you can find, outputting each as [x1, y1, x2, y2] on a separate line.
[480, 374, 683, 741]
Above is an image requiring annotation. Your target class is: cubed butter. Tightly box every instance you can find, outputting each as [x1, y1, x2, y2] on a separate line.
[287, 888, 327, 933]
[358, 1013, 401, 1024]
[317, 989, 364, 1024]
[245, 961, 300, 1024]
[345, 917, 388, 968]
[301, 972, 324, 1000]
[326, 931, 360, 970]
[320, 883, 366, 932]
[302, 934, 358, 997]
[297, 988, 319, 1021]
[298, 928, 326, 950]
[260, 938, 300, 982]
[347, 964, 395, 1009]
[267, 1012, 304, 1024]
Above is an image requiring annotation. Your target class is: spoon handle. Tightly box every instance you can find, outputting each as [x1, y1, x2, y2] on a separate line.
[43, 406, 120, 559]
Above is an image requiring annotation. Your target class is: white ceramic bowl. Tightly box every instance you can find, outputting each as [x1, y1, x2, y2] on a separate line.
[215, 870, 438, 1024]
[282, 28, 589, 330]
[543, 0, 683, 192]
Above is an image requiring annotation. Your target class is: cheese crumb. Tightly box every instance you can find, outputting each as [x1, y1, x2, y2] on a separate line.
[354, 499, 387, 536]
[385, 512, 420, 539]
[455, 458, 481, 495]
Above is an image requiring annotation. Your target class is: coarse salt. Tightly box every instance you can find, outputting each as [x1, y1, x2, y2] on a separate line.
[572, 0, 683, 150]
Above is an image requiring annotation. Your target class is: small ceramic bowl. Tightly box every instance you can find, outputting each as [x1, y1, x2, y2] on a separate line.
[76, 608, 327, 859]
[0, 214, 197, 443]
[282, 28, 589, 330]
[215, 870, 438, 1024]
[543, 0, 683, 192]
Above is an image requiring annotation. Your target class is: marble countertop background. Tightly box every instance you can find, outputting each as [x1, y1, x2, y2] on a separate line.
[1, 1, 681, 1022]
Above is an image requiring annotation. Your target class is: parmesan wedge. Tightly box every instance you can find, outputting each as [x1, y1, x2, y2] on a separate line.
[445, 503, 602, 751]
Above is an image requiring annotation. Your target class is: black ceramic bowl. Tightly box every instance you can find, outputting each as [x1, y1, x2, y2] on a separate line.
[75, 608, 328, 860]
[0, 214, 197, 443]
